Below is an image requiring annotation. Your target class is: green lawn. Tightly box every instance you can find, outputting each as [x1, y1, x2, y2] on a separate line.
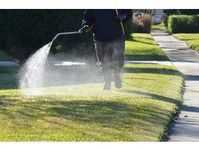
[0, 34, 183, 141]
[125, 33, 168, 60]
[174, 34, 199, 52]
[151, 23, 167, 32]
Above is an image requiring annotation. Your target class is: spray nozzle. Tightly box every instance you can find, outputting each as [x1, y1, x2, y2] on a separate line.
[78, 25, 90, 33]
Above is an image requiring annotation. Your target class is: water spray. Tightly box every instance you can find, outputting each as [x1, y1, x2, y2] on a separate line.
[19, 30, 84, 95]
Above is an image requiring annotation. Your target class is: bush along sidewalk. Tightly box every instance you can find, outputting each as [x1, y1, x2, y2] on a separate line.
[167, 15, 199, 33]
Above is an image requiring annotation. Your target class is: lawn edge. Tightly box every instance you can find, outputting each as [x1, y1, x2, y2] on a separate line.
[173, 34, 199, 53]
[161, 71, 185, 141]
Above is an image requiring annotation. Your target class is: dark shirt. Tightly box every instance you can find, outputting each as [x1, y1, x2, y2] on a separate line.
[82, 9, 132, 42]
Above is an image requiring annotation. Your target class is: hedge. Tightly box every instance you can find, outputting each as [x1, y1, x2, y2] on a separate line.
[0, 10, 135, 61]
[0, 10, 85, 61]
[168, 15, 199, 33]
[163, 10, 199, 27]
[164, 9, 199, 16]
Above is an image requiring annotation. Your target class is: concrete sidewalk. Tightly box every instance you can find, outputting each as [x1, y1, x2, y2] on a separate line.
[152, 30, 199, 141]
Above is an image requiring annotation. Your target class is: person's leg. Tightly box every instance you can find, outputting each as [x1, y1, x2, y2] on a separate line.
[112, 39, 125, 88]
[102, 42, 113, 90]
[94, 41, 104, 65]
[95, 41, 112, 90]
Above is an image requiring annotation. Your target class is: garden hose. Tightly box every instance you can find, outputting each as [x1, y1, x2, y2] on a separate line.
[115, 9, 125, 35]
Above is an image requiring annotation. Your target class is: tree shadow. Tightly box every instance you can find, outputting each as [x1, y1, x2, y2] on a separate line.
[182, 105, 199, 113]
[127, 35, 154, 42]
[127, 38, 156, 46]
[185, 75, 199, 81]
[0, 96, 171, 135]
[124, 66, 182, 76]
[120, 89, 181, 105]
[125, 55, 168, 61]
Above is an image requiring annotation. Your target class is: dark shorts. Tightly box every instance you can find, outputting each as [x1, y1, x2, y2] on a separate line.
[94, 39, 125, 72]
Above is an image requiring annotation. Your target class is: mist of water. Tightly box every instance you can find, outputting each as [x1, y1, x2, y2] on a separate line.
[19, 43, 51, 95]
[18, 42, 102, 96]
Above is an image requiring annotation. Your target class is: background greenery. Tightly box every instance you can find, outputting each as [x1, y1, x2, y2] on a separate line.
[167, 15, 199, 33]
[0, 9, 84, 61]
[163, 9, 199, 28]
[0, 9, 155, 62]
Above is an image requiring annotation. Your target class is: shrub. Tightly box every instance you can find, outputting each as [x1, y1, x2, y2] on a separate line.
[164, 10, 199, 28]
[0, 9, 84, 60]
[168, 15, 199, 33]
[142, 14, 152, 33]
[0, 9, 135, 61]
[164, 9, 199, 16]
[131, 14, 152, 33]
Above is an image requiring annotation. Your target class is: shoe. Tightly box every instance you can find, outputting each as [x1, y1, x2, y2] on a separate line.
[104, 82, 111, 90]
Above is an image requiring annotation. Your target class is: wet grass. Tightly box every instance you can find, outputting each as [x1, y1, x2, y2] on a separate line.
[174, 34, 199, 52]
[0, 33, 183, 141]
[0, 63, 183, 141]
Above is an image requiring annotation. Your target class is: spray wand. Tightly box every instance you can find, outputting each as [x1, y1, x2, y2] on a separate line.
[48, 31, 81, 50]
[78, 25, 102, 68]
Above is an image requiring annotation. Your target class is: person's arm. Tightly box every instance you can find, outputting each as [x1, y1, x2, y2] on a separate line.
[82, 10, 95, 26]
[79, 10, 95, 33]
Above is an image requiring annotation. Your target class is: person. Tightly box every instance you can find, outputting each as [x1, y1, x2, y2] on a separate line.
[79, 9, 132, 90]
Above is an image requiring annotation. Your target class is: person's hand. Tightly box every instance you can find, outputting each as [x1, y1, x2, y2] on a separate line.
[78, 25, 89, 33]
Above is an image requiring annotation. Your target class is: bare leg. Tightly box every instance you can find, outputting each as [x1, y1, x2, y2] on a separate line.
[112, 40, 125, 88]
[95, 41, 112, 90]
[103, 44, 113, 90]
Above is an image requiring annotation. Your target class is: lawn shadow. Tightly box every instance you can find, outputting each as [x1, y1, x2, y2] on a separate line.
[182, 105, 199, 113]
[126, 38, 156, 46]
[125, 55, 168, 61]
[124, 66, 182, 76]
[41, 100, 171, 131]
[185, 75, 199, 81]
[127, 35, 154, 42]
[0, 96, 171, 135]
[120, 89, 181, 105]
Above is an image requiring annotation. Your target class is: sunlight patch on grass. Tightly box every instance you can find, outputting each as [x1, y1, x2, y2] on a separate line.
[174, 34, 199, 52]
[125, 33, 168, 60]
